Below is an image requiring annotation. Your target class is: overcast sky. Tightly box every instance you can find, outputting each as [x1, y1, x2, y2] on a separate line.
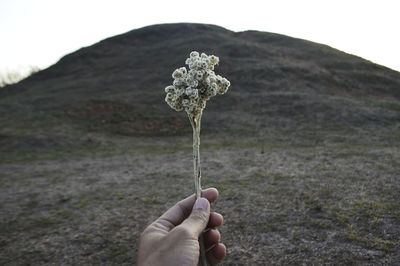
[1, 0, 399, 76]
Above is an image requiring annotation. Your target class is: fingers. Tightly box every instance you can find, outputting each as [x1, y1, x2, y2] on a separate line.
[204, 229, 220, 250]
[204, 229, 226, 265]
[207, 243, 226, 265]
[200, 188, 219, 203]
[208, 212, 224, 229]
[154, 188, 219, 232]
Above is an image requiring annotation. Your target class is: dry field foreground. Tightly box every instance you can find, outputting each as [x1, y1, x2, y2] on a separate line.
[1, 130, 399, 265]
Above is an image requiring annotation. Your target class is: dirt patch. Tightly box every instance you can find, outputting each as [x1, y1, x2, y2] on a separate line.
[65, 100, 189, 136]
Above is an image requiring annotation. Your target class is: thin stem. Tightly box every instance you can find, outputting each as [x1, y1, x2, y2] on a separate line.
[189, 112, 202, 199]
[188, 111, 207, 266]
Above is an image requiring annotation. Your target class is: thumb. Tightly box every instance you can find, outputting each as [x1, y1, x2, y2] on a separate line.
[180, 197, 210, 238]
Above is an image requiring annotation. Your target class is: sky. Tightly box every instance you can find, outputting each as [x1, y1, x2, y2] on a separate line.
[1, 0, 399, 80]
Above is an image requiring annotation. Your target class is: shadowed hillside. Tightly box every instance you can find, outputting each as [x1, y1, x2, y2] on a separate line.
[0, 23, 399, 265]
[1, 23, 399, 139]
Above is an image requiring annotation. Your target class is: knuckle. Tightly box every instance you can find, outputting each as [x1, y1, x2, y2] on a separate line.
[191, 210, 209, 223]
[174, 225, 193, 238]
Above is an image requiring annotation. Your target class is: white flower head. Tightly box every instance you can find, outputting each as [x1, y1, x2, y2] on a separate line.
[190, 51, 200, 58]
[164, 51, 230, 116]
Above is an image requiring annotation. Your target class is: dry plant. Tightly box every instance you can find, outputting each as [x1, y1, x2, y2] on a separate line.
[164, 51, 230, 265]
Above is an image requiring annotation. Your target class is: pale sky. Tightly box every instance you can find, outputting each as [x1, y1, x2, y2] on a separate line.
[1, 0, 399, 79]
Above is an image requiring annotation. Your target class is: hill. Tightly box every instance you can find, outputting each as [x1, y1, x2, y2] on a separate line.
[1, 23, 399, 139]
[0, 23, 399, 265]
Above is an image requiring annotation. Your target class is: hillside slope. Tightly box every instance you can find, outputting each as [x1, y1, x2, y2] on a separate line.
[0, 23, 399, 140]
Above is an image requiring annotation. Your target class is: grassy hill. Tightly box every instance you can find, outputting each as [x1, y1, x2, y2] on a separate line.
[0, 23, 399, 265]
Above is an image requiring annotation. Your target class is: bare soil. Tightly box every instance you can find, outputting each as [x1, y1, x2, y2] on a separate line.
[1, 132, 399, 265]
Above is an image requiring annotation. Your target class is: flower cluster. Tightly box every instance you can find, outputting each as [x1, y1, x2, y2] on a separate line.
[164, 51, 230, 116]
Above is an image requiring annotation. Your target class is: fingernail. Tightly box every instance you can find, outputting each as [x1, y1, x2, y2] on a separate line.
[194, 197, 208, 210]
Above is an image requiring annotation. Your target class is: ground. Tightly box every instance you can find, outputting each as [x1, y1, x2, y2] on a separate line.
[1, 129, 399, 265]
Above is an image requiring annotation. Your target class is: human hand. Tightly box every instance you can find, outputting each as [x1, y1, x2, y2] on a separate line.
[137, 188, 226, 266]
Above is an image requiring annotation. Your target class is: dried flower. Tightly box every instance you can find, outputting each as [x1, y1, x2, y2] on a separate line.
[163, 51, 230, 266]
[164, 51, 230, 117]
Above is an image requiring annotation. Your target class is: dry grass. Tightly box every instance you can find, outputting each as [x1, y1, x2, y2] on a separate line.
[1, 132, 399, 265]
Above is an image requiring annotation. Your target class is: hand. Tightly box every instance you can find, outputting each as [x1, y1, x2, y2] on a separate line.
[138, 188, 226, 266]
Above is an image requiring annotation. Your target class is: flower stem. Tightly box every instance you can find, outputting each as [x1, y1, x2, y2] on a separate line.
[188, 111, 207, 266]
[189, 112, 202, 198]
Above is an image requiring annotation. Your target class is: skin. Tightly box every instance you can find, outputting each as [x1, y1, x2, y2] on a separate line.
[138, 188, 226, 266]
